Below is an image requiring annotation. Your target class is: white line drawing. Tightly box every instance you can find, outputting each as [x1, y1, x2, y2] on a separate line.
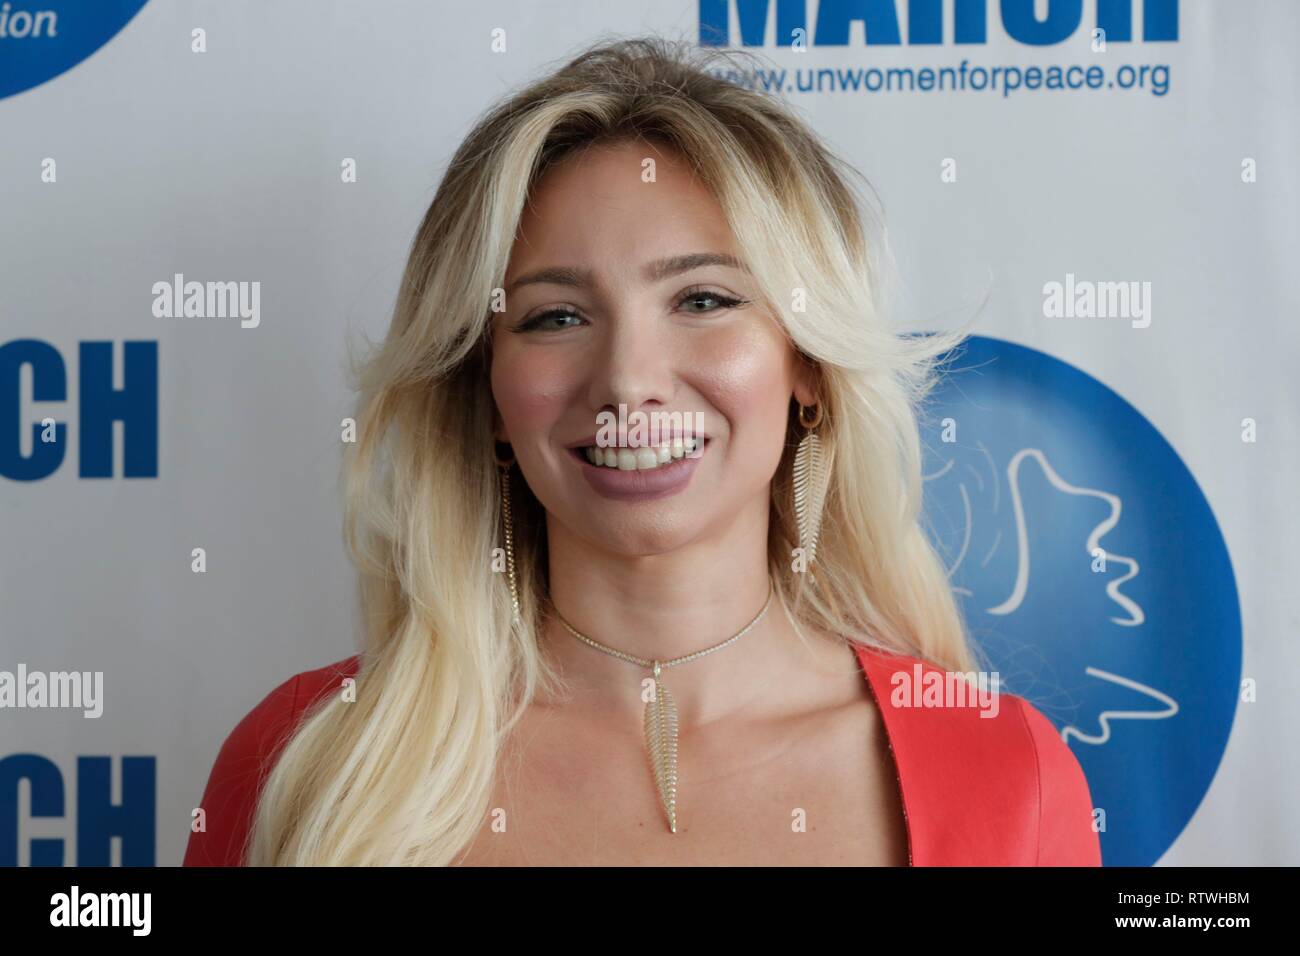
[1060, 666, 1180, 746]
[923, 457, 955, 481]
[950, 482, 973, 578]
[980, 529, 1001, 568]
[986, 448, 1144, 626]
[977, 441, 999, 515]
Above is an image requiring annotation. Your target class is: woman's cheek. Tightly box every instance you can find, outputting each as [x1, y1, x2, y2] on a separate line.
[692, 324, 790, 424]
[687, 329, 793, 482]
[492, 349, 578, 434]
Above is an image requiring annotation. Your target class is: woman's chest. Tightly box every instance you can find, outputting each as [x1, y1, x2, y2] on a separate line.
[454, 698, 909, 866]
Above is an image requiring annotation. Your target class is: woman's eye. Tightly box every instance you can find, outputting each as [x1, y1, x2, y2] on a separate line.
[514, 290, 748, 332]
[515, 309, 582, 332]
[678, 289, 747, 314]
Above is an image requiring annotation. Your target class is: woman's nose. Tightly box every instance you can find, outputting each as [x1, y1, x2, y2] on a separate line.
[586, 307, 677, 415]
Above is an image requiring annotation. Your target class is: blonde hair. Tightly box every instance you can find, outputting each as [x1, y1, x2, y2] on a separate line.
[248, 35, 980, 866]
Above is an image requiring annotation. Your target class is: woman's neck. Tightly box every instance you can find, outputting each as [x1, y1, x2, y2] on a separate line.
[539, 519, 842, 726]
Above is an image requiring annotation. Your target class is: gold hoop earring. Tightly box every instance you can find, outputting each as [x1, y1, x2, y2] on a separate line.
[792, 402, 828, 580]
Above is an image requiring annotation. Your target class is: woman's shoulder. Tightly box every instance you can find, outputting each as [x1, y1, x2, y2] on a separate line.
[182, 655, 363, 866]
[853, 642, 1101, 865]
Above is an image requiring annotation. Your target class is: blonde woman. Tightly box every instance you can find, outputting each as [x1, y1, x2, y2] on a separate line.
[185, 36, 1100, 867]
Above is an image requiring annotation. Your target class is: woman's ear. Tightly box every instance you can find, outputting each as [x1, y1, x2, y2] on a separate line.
[791, 355, 821, 409]
[491, 405, 509, 445]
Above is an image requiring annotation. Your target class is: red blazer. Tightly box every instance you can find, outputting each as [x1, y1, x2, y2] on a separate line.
[184, 645, 1101, 866]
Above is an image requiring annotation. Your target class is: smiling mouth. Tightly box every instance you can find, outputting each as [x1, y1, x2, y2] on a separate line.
[570, 437, 709, 471]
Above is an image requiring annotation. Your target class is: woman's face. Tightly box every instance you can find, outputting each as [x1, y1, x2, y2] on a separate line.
[490, 138, 816, 555]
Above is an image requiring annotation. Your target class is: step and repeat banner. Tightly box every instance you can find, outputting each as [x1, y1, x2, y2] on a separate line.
[1, 1, 1296, 867]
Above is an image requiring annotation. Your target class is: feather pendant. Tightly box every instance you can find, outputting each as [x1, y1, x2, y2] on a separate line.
[643, 666, 679, 833]
[792, 429, 827, 569]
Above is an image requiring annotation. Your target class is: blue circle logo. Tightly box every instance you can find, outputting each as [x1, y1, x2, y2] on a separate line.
[920, 335, 1241, 866]
[0, 1, 149, 101]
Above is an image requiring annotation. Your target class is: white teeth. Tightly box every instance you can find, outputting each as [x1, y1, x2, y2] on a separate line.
[582, 438, 704, 471]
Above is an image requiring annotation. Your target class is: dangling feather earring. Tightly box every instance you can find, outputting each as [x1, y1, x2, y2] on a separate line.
[494, 441, 521, 626]
[792, 402, 828, 581]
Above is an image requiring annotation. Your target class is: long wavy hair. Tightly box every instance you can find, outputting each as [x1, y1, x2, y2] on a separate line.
[248, 35, 979, 866]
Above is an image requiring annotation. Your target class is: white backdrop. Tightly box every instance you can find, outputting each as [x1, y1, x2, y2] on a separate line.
[1, 0, 1296, 866]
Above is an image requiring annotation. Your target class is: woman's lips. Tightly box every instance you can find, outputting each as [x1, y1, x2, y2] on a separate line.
[570, 439, 708, 502]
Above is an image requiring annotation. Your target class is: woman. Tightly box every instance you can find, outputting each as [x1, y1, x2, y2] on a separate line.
[184, 36, 1100, 867]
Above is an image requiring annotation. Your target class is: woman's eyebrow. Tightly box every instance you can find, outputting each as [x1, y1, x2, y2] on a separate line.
[644, 252, 747, 281]
[504, 252, 747, 296]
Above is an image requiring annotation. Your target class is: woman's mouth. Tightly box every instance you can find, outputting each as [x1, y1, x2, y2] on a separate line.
[571, 436, 706, 471]
[568, 437, 709, 501]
